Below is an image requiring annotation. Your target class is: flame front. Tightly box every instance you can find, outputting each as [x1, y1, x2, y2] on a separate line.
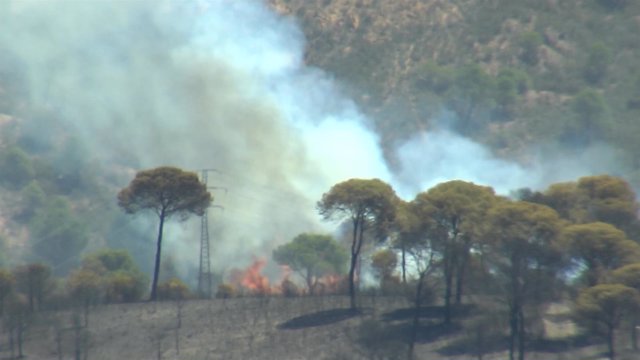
[230, 257, 271, 295]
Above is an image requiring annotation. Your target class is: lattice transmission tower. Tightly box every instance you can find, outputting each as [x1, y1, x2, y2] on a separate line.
[197, 169, 224, 298]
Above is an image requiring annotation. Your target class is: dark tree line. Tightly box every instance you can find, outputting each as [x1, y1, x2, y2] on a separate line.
[309, 174, 640, 360]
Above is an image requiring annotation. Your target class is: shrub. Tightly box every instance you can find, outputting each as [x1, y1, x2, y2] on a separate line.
[215, 284, 236, 299]
[280, 279, 300, 297]
[105, 271, 143, 303]
[519, 31, 542, 65]
[584, 42, 611, 84]
[29, 197, 88, 274]
[66, 268, 103, 306]
[0, 146, 34, 189]
[13, 263, 52, 312]
[157, 278, 191, 301]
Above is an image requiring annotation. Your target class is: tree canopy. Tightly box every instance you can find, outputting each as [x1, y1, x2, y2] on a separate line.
[562, 222, 640, 286]
[484, 200, 564, 360]
[412, 180, 497, 323]
[117, 166, 211, 220]
[575, 284, 640, 360]
[118, 166, 211, 301]
[272, 233, 347, 294]
[317, 178, 398, 308]
[29, 197, 89, 275]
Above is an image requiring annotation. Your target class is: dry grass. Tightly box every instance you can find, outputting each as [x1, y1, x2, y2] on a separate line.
[0, 295, 631, 360]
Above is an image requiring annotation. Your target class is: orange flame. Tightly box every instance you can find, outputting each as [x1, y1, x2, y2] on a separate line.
[229, 258, 345, 296]
[230, 257, 271, 295]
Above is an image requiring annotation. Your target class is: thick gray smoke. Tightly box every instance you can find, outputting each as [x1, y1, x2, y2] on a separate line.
[0, 0, 623, 277]
[0, 0, 390, 275]
[393, 129, 625, 198]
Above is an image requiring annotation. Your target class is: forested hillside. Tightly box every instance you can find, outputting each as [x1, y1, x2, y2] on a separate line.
[0, 1, 639, 359]
[271, 0, 640, 173]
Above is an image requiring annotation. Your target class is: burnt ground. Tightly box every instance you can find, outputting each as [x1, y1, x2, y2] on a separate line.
[0, 295, 630, 360]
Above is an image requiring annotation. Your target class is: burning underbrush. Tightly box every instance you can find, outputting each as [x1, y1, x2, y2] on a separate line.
[223, 257, 347, 297]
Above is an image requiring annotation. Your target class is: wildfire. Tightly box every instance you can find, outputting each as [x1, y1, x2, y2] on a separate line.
[228, 257, 345, 296]
[230, 257, 271, 295]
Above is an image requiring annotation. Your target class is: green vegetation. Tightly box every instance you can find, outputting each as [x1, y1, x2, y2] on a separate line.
[294, 0, 640, 186]
[370, 249, 397, 285]
[562, 222, 640, 286]
[157, 278, 191, 301]
[273, 233, 347, 294]
[317, 178, 399, 309]
[0, 146, 34, 189]
[28, 197, 89, 274]
[118, 166, 212, 301]
[0, 2, 640, 358]
[574, 284, 639, 360]
[316, 174, 640, 359]
[518, 31, 542, 66]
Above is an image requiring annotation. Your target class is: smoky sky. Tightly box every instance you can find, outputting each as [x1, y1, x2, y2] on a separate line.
[0, 0, 624, 275]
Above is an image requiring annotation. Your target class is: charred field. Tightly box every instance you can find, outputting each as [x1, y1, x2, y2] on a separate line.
[0, 295, 615, 360]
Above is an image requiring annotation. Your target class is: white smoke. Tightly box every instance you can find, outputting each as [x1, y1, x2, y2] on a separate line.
[0, 0, 623, 278]
[392, 129, 625, 198]
[0, 0, 392, 275]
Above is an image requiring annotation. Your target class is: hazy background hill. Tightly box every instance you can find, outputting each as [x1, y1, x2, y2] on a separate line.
[271, 0, 640, 173]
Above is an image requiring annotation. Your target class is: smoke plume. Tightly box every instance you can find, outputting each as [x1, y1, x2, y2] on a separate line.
[0, 0, 623, 278]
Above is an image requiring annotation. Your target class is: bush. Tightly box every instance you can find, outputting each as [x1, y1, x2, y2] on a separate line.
[105, 271, 143, 303]
[280, 279, 300, 297]
[519, 31, 542, 65]
[0, 269, 15, 315]
[19, 180, 46, 220]
[83, 249, 140, 274]
[13, 263, 52, 312]
[157, 278, 191, 301]
[414, 61, 455, 95]
[29, 197, 88, 274]
[215, 284, 236, 299]
[76, 249, 146, 303]
[571, 88, 607, 143]
[584, 42, 611, 84]
[66, 268, 103, 308]
[0, 146, 35, 189]
[371, 249, 398, 284]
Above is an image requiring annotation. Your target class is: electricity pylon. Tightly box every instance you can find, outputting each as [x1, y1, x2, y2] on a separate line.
[197, 169, 225, 298]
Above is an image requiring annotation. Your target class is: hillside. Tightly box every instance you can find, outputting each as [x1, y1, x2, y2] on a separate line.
[270, 0, 640, 171]
[1, 2, 640, 360]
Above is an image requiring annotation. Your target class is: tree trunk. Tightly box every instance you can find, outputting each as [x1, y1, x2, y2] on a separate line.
[348, 219, 358, 310]
[444, 230, 459, 323]
[401, 244, 407, 284]
[508, 303, 517, 360]
[631, 315, 638, 351]
[455, 245, 470, 305]
[84, 299, 89, 328]
[17, 324, 24, 359]
[608, 324, 616, 360]
[9, 326, 14, 359]
[28, 279, 34, 313]
[348, 218, 365, 310]
[74, 325, 81, 360]
[306, 270, 314, 295]
[408, 272, 426, 360]
[443, 256, 453, 324]
[150, 209, 166, 301]
[444, 274, 452, 323]
[517, 307, 525, 360]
